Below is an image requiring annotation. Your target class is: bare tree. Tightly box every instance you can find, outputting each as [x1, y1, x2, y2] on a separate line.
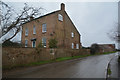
[107, 23, 120, 50]
[0, 1, 43, 42]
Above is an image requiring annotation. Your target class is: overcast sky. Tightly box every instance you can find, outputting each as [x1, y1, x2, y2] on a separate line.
[2, 1, 118, 47]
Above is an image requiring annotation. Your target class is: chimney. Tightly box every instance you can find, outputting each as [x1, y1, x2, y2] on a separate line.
[61, 3, 65, 11]
[30, 16, 34, 21]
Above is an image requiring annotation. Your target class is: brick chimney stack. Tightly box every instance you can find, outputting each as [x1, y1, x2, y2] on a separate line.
[61, 3, 65, 11]
[30, 16, 34, 21]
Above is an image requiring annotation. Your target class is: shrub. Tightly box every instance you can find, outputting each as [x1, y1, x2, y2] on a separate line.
[82, 47, 90, 49]
[48, 38, 58, 48]
[90, 43, 99, 55]
[2, 40, 22, 47]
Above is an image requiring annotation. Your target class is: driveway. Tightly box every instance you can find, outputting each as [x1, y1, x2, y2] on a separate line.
[3, 53, 117, 78]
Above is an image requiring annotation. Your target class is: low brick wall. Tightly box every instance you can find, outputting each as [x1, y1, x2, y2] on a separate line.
[2, 47, 90, 68]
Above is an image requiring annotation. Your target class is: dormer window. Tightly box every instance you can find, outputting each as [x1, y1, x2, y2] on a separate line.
[71, 32, 74, 38]
[58, 14, 63, 21]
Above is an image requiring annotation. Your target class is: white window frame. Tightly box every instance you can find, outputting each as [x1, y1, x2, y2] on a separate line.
[33, 26, 36, 34]
[25, 40, 28, 47]
[25, 27, 28, 36]
[42, 37, 46, 48]
[76, 44, 79, 49]
[58, 14, 63, 21]
[32, 40, 36, 48]
[72, 43, 74, 49]
[71, 32, 74, 38]
[42, 23, 47, 33]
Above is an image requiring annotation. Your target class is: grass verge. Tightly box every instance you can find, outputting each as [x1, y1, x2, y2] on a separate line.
[94, 51, 116, 55]
[55, 54, 91, 62]
[108, 68, 112, 75]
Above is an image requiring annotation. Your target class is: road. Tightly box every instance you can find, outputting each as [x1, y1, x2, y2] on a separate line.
[3, 52, 118, 78]
[109, 52, 119, 78]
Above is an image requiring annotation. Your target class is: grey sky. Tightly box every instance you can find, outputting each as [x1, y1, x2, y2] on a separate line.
[2, 2, 118, 47]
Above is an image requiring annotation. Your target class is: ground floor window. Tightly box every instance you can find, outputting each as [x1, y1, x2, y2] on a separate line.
[71, 43, 74, 49]
[32, 40, 36, 48]
[76, 44, 79, 49]
[25, 40, 28, 47]
[42, 37, 46, 48]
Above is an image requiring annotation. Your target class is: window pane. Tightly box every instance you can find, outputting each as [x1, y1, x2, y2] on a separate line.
[42, 24, 47, 33]
[33, 26, 36, 34]
[76, 44, 79, 49]
[71, 32, 74, 37]
[25, 40, 28, 47]
[42, 37, 46, 47]
[72, 43, 74, 49]
[25, 27, 28, 36]
[58, 14, 63, 21]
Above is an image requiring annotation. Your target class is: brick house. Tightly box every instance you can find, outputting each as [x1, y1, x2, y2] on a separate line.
[98, 44, 115, 53]
[21, 3, 81, 49]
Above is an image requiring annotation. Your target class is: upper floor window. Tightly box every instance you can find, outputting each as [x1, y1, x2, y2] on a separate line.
[42, 37, 46, 48]
[76, 44, 79, 49]
[42, 23, 47, 33]
[58, 14, 63, 21]
[71, 43, 74, 49]
[25, 40, 28, 47]
[25, 27, 28, 36]
[71, 32, 74, 38]
[33, 26, 36, 34]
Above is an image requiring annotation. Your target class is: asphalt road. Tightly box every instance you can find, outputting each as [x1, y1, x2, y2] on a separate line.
[3, 53, 118, 78]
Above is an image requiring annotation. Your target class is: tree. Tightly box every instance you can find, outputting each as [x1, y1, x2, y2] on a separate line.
[90, 43, 99, 55]
[48, 38, 58, 48]
[107, 23, 120, 50]
[0, 1, 43, 43]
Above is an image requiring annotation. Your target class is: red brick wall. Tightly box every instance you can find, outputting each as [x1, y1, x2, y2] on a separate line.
[21, 9, 81, 49]
[98, 44, 115, 53]
[64, 11, 81, 49]
[2, 47, 90, 68]
[22, 11, 58, 48]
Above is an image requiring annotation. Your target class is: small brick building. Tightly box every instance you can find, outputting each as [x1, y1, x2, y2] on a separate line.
[21, 3, 81, 49]
[98, 44, 115, 53]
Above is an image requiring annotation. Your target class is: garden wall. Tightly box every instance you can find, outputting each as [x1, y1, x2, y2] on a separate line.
[2, 47, 90, 68]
